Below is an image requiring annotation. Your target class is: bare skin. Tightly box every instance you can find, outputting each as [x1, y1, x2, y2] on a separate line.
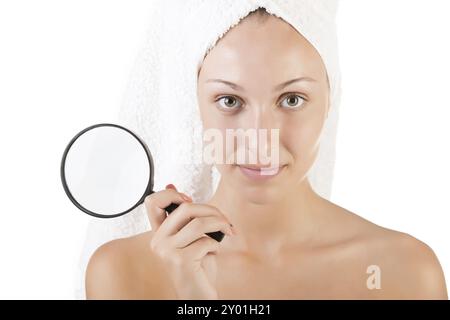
[85, 10, 448, 299]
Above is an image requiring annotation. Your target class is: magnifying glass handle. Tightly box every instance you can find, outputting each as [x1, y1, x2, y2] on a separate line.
[164, 202, 225, 243]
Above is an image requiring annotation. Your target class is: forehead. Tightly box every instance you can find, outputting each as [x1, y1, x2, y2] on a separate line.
[198, 14, 327, 84]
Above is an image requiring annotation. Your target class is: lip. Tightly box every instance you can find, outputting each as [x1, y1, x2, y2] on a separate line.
[237, 164, 286, 181]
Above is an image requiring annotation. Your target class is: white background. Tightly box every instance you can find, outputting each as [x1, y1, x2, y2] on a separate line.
[0, 0, 449, 299]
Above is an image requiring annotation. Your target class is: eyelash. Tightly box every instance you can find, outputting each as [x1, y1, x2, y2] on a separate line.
[214, 92, 308, 112]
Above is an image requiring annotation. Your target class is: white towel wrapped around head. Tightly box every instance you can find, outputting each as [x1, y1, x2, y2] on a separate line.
[76, 0, 342, 299]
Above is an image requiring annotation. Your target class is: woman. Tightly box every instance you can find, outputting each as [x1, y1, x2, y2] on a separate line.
[84, 6, 447, 299]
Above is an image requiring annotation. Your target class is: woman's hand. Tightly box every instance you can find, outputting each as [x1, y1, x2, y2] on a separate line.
[144, 184, 235, 299]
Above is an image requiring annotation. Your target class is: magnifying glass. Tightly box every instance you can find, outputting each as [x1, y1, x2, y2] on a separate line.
[60, 123, 224, 242]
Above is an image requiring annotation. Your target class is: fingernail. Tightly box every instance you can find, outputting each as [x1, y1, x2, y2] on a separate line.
[180, 193, 192, 202]
[165, 183, 176, 190]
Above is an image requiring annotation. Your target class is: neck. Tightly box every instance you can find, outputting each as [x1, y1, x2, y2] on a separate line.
[206, 177, 324, 259]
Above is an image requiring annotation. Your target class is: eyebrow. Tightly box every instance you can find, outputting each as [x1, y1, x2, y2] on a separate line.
[205, 77, 317, 92]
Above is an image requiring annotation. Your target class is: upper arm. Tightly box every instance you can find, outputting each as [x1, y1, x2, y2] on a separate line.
[85, 232, 171, 299]
[380, 233, 448, 299]
[85, 240, 132, 299]
[407, 236, 448, 299]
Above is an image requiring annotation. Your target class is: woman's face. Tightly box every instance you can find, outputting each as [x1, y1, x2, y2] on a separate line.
[197, 13, 330, 203]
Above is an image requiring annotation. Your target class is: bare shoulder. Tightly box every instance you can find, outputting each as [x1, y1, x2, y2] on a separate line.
[372, 228, 448, 299]
[85, 231, 175, 299]
[329, 204, 448, 299]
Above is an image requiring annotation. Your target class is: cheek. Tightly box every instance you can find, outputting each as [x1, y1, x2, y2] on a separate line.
[198, 103, 240, 163]
[197, 98, 231, 130]
[283, 111, 325, 168]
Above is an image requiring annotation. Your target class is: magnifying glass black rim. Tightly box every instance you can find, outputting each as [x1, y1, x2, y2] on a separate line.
[60, 123, 155, 219]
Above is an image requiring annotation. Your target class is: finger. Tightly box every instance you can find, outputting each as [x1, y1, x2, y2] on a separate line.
[157, 202, 231, 238]
[181, 236, 220, 261]
[172, 216, 233, 248]
[144, 187, 187, 231]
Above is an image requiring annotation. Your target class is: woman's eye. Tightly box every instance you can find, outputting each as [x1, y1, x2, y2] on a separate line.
[216, 96, 242, 111]
[280, 94, 306, 109]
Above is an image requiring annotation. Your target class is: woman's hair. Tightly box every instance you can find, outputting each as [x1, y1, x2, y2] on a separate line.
[248, 7, 271, 23]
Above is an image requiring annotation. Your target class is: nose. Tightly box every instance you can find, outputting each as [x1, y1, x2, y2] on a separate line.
[250, 105, 276, 131]
[246, 106, 279, 163]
